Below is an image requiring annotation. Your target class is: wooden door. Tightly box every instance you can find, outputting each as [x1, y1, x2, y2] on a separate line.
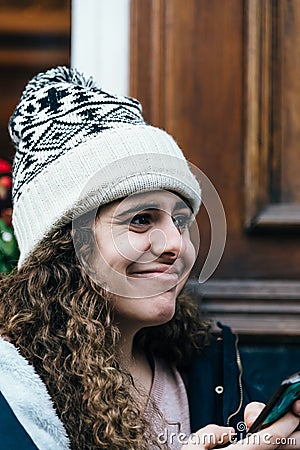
[130, 0, 300, 341]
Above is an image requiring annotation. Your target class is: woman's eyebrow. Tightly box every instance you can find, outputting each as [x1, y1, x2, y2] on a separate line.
[115, 199, 191, 218]
[174, 200, 192, 211]
[115, 203, 160, 218]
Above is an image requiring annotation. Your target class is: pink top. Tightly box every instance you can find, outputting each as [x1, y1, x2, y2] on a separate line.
[145, 357, 191, 449]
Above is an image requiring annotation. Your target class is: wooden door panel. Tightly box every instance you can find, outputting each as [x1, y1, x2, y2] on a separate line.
[245, 0, 300, 229]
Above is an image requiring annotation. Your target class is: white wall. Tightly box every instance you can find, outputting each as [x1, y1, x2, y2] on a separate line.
[71, 0, 130, 96]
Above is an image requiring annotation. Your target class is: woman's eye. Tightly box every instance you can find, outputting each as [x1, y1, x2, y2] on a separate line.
[130, 213, 152, 227]
[172, 214, 192, 230]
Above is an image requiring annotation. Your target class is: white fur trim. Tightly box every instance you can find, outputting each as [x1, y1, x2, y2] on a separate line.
[0, 337, 70, 450]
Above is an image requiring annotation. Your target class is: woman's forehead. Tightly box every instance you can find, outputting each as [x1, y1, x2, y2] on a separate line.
[98, 190, 191, 218]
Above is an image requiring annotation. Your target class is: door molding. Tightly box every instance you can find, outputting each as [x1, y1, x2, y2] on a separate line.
[244, 0, 300, 230]
[192, 279, 300, 339]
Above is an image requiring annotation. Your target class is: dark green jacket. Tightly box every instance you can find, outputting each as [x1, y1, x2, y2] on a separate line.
[188, 323, 266, 434]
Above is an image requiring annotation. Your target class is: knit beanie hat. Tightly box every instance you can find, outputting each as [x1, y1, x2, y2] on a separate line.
[9, 66, 201, 267]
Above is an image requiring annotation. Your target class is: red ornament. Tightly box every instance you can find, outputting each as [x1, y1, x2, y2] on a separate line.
[0, 159, 12, 173]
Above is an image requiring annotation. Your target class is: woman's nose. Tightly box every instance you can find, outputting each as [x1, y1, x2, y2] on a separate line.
[149, 215, 182, 257]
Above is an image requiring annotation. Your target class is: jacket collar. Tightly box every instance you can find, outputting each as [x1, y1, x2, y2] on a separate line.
[0, 337, 70, 449]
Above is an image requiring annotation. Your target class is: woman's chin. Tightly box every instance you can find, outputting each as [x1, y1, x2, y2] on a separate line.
[111, 289, 177, 329]
[146, 290, 177, 325]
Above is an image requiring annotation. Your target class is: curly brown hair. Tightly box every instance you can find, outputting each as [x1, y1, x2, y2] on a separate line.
[0, 221, 211, 450]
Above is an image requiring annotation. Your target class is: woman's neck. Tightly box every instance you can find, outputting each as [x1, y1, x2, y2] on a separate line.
[117, 330, 153, 399]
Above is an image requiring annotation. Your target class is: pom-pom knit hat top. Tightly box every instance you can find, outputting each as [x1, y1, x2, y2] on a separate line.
[9, 66, 201, 267]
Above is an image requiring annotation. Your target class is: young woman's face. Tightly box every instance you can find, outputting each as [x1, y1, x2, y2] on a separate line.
[92, 190, 197, 330]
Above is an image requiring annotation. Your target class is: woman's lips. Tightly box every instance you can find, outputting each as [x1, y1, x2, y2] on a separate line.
[128, 266, 180, 281]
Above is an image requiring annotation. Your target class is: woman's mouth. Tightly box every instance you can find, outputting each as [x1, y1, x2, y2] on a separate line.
[128, 265, 180, 281]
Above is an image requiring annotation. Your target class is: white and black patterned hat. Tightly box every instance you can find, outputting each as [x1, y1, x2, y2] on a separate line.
[9, 66, 201, 267]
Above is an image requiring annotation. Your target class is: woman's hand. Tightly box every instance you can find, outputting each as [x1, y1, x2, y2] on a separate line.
[278, 400, 300, 450]
[181, 400, 300, 450]
[244, 400, 300, 449]
[244, 401, 266, 429]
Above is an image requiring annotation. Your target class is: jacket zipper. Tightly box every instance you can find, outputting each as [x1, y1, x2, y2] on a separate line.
[226, 333, 244, 426]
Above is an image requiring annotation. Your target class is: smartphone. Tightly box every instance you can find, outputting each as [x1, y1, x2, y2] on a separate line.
[248, 371, 300, 434]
